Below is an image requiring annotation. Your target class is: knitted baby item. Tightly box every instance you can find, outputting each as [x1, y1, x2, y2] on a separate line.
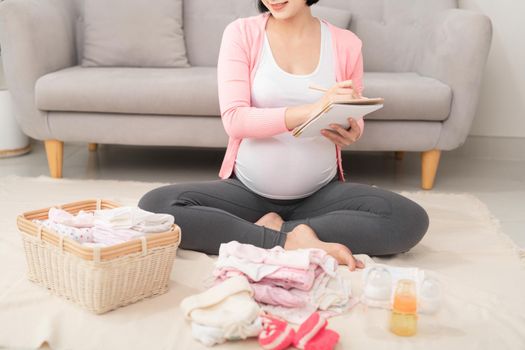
[294, 312, 340, 350]
[258, 315, 295, 350]
[181, 275, 260, 328]
[293, 312, 328, 349]
[303, 329, 339, 350]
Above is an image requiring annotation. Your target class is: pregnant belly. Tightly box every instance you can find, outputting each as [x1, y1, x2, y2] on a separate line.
[235, 133, 337, 199]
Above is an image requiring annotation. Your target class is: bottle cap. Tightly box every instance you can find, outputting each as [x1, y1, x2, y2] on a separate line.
[363, 267, 392, 301]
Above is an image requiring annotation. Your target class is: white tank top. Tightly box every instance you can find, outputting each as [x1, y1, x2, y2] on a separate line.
[234, 19, 338, 199]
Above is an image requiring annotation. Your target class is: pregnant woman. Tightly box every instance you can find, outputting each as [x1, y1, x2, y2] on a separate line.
[138, 0, 429, 270]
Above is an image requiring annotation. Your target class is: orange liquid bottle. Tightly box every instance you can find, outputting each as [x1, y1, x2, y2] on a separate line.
[390, 279, 418, 336]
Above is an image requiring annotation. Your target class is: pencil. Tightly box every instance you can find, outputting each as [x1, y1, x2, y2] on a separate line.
[308, 83, 329, 92]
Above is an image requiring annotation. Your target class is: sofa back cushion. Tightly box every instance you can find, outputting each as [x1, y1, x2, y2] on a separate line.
[183, 0, 457, 71]
[81, 0, 189, 67]
[183, 0, 259, 67]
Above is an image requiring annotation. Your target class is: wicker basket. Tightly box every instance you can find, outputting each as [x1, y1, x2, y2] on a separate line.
[16, 199, 181, 314]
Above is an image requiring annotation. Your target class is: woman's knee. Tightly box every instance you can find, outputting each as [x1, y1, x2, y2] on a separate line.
[391, 197, 429, 253]
[138, 185, 182, 213]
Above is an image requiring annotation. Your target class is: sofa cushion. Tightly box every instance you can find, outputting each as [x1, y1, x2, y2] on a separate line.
[36, 68, 451, 122]
[363, 72, 452, 121]
[36, 66, 219, 116]
[82, 0, 189, 68]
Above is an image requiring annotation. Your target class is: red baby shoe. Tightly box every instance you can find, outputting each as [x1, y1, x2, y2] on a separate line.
[258, 315, 295, 350]
[293, 312, 328, 349]
[305, 329, 340, 350]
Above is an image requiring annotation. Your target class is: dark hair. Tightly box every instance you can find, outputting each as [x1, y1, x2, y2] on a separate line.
[257, 0, 320, 13]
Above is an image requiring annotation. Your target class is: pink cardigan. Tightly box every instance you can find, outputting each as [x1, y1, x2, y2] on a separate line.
[217, 12, 365, 181]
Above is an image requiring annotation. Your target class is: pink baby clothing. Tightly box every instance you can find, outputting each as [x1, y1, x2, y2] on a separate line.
[48, 207, 95, 228]
[251, 283, 306, 308]
[216, 241, 337, 277]
[260, 266, 319, 291]
[32, 219, 94, 244]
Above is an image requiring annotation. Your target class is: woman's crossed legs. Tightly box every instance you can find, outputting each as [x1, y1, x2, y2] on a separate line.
[138, 176, 429, 269]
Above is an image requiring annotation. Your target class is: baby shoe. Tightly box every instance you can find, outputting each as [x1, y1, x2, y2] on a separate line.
[258, 315, 295, 350]
[293, 312, 328, 349]
[304, 329, 340, 350]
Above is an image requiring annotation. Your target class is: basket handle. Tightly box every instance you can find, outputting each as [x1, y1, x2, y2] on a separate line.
[140, 236, 147, 256]
[37, 225, 43, 241]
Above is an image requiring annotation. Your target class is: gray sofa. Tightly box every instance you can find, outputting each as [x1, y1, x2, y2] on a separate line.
[0, 0, 492, 189]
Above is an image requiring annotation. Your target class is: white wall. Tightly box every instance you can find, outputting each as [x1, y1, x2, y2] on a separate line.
[459, 0, 525, 138]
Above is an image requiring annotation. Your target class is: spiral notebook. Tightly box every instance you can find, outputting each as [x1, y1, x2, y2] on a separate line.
[292, 97, 384, 138]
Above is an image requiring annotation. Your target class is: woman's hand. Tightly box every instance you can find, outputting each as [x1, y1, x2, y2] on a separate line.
[321, 117, 361, 147]
[317, 80, 360, 108]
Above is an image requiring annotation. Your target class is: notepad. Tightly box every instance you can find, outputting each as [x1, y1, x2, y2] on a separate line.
[292, 97, 384, 138]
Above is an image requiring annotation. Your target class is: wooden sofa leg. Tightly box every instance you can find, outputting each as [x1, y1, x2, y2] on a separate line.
[421, 149, 441, 190]
[394, 151, 405, 161]
[44, 140, 64, 179]
[88, 143, 98, 152]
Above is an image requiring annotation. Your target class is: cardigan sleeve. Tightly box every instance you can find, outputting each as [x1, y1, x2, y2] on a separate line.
[217, 21, 289, 139]
[347, 38, 365, 138]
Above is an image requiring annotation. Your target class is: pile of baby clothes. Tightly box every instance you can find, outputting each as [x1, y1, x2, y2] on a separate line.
[180, 275, 263, 347]
[213, 241, 358, 324]
[32, 206, 174, 246]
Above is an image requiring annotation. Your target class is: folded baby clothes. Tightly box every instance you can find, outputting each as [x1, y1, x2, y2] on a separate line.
[93, 207, 174, 233]
[217, 241, 337, 275]
[180, 275, 262, 346]
[32, 207, 174, 246]
[259, 273, 357, 324]
[48, 207, 94, 228]
[213, 241, 357, 324]
[251, 282, 306, 308]
[32, 219, 95, 244]
[91, 227, 146, 246]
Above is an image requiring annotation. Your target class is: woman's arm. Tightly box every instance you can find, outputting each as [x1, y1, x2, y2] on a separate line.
[217, 21, 315, 139]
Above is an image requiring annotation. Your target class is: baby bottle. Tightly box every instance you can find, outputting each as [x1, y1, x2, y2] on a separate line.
[419, 278, 441, 314]
[363, 267, 392, 306]
[390, 279, 418, 336]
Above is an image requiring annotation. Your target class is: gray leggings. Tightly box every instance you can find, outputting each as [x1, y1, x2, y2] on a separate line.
[138, 175, 429, 256]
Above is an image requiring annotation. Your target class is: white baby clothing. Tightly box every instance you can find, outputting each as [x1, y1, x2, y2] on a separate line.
[93, 207, 174, 233]
[180, 276, 262, 346]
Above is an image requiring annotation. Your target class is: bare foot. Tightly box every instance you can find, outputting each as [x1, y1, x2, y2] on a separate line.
[254, 212, 284, 232]
[284, 224, 364, 271]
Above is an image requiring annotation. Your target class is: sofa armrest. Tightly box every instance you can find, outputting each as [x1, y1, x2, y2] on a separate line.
[414, 9, 492, 150]
[0, 0, 76, 140]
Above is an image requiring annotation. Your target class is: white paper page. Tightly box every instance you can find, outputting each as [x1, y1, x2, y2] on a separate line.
[293, 103, 383, 138]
